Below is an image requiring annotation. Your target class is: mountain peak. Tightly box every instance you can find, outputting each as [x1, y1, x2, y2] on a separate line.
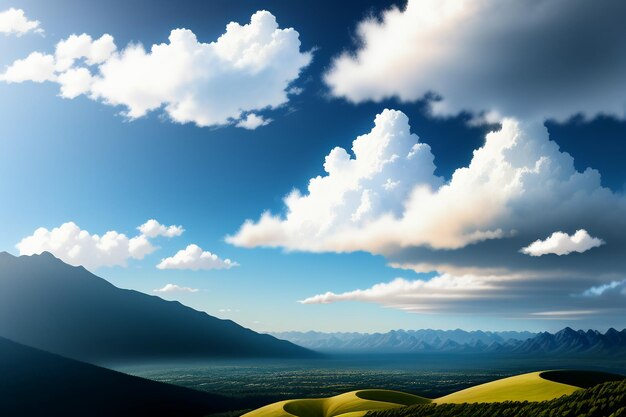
[0, 253, 313, 362]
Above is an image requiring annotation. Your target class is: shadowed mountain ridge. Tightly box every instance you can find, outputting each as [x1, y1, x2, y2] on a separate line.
[0, 251, 312, 364]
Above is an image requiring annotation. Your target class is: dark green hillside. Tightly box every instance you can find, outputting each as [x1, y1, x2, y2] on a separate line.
[368, 379, 626, 417]
[540, 370, 625, 388]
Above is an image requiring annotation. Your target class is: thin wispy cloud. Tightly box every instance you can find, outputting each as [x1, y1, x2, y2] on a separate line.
[581, 280, 626, 297]
[530, 310, 598, 318]
[300, 274, 504, 310]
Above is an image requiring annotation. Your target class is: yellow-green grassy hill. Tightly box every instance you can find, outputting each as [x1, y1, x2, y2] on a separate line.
[242, 370, 623, 417]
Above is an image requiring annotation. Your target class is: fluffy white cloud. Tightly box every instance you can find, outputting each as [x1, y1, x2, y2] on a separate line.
[236, 113, 272, 130]
[0, 8, 42, 36]
[521, 229, 604, 257]
[1, 11, 311, 128]
[57, 67, 94, 99]
[229, 109, 624, 254]
[157, 244, 239, 270]
[153, 284, 199, 293]
[325, 0, 626, 122]
[16, 222, 155, 270]
[300, 274, 508, 311]
[16, 219, 184, 270]
[228, 109, 448, 251]
[137, 219, 184, 238]
[54, 33, 116, 72]
[0, 52, 55, 83]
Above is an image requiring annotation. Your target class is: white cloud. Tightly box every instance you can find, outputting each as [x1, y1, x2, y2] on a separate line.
[0, 8, 42, 36]
[530, 310, 597, 318]
[0, 52, 55, 83]
[325, 0, 626, 122]
[137, 219, 184, 238]
[300, 274, 507, 312]
[521, 229, 604, 257]
[229, 109, 623, 255]
[16, 219, 183, 270]
[54, 33, 116, 72]
[157, 244, 239, 270]
[582, 280, 626, 297]
[1, 11, 311, 129]
[57, 67, 93, 99]
[236, 113, 272, 130]
[154, 283, 199, 293]
[16, 222, 156, 270]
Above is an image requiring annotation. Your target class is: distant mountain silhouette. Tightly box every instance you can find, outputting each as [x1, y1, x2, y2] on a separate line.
[0, 252, 313, 364]
[272, 327, 626, 355]
[0, 336, 254, 417]
[512, 327, 626, 355]
[271, 329, 537, 353]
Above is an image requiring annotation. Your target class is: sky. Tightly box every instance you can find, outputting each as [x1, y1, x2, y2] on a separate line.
[1, 0, 626, 333]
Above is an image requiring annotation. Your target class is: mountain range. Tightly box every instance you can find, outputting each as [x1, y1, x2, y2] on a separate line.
[0, 252, 312, 364]
[1, 251, 624, 362]
[272, 328, 626, 355]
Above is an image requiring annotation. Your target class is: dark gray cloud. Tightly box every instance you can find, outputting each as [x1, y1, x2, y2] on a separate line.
[325, 0, 626, 122]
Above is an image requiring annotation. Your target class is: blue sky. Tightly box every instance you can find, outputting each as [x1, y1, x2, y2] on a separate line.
[1, 0, 626, 333]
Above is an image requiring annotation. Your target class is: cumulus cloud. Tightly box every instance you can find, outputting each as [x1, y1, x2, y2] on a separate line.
[54, 33, 116, 72]
[138, 219, 184, 238]
[325, 0, 626, 122]
[156, 244, 239, 271]
[230, 109, 626, 320]
[153, 283, 199, 293]
[0, 11, 311, 128]
[228, 109, 449, 251]
[16, 222, 155, 270]
[0, 52, 55, 83]
[0, 8, 42, 36]
[16, 220, 183, 270]
[521, 229, 604, 257]
[236, 113, 272, 130]
[57, 67, 94, 99]
[229, 109, 624, 254]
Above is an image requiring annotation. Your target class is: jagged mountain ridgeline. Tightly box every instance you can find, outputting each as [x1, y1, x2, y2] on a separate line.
[0, 252, 314, 364]
[272, 328, 626, 355]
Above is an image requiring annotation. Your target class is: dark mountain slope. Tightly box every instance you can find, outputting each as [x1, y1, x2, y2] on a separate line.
[0, 336, 250, 417]
[0, 252, 312, 363]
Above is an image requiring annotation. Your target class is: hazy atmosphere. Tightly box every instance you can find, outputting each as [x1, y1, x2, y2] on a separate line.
[2, 0, 626, 334]
[2, 1, 626, 417]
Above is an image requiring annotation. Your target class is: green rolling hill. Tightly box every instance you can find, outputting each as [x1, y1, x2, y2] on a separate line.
[433, 371, 578, 404]
[243, 370, 624, 417]
[243, 389, 429, 417]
